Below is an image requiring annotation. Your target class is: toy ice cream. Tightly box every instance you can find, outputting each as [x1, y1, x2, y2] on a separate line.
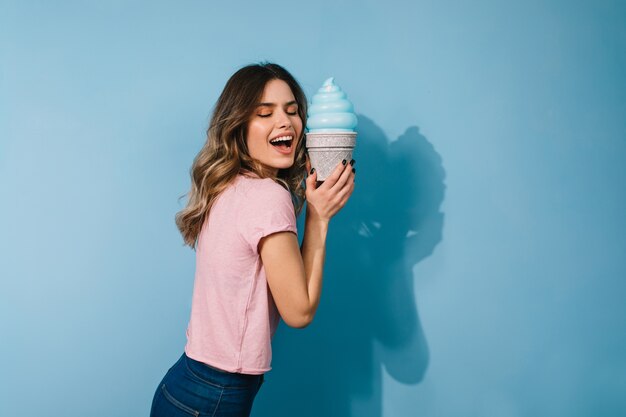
[306, 77, 357, 181]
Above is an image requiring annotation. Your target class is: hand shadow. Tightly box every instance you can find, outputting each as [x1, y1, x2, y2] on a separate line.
[252, 115, 447, 417]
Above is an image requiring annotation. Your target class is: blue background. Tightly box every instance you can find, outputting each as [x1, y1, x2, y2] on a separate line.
[1, 1, 625, 416]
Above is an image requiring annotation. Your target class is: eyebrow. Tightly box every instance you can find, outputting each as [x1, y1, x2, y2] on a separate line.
[256, 100, 298, 108]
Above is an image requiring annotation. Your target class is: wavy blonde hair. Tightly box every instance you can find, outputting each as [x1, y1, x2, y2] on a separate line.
[176, 63, 308, 249]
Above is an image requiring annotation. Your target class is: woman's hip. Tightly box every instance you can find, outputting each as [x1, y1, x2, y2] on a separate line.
[150, 353, 264, 417]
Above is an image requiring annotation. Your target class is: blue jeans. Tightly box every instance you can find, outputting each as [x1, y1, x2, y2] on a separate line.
[150, 353, 265, 417]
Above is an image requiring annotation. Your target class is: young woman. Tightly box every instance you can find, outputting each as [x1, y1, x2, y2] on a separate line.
[149, 63, 356, 417]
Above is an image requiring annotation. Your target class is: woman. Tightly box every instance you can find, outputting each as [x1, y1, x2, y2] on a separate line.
[150, 62, 356, 417]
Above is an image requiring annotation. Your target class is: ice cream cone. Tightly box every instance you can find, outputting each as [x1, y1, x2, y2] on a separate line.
[305, 131, 357, 181]
[306, 77, 358, 181]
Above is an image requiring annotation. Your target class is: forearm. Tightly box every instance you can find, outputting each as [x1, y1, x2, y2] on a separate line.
[300, 209, 329, 320]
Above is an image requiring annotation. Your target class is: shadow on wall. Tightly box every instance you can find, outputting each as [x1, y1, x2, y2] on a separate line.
[253, 115, 447, 417]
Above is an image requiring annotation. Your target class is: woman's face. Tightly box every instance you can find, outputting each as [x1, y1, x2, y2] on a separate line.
[246, 79, 303, 176]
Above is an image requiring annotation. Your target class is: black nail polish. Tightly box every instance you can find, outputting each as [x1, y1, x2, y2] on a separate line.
[310, 168, 315, 174]
[350, 159, 355, 166]
[342, 159, 347, 165]
[352, 168, 356, 174]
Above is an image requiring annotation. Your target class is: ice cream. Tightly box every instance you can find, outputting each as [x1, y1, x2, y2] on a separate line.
[307, 77, 358, 132]
[305, 77, 357, 181]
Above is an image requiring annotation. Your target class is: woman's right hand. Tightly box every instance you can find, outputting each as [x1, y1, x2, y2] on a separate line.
[305, 157, 356, 223]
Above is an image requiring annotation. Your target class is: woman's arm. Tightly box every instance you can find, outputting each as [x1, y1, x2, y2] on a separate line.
[260, 159, 355, 328]
[259, 212, 328, 328]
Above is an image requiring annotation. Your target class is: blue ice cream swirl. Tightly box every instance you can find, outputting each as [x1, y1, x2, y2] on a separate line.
[307, 77, 357, 132]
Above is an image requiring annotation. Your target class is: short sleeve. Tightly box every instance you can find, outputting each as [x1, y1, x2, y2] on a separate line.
[237, 179, 298, 254]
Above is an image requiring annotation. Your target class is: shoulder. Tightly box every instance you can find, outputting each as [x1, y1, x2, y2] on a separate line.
[235, 176, 297, 250]
[236, 175, 292, 203]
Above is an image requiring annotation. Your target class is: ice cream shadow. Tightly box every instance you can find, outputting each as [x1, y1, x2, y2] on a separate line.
[253, 115, 447, 417]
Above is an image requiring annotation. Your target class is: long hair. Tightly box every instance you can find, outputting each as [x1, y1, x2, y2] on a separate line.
[175, 62, 308, 249]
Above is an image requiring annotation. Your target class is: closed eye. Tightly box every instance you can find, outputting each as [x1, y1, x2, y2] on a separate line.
[258, 111, 298, 118]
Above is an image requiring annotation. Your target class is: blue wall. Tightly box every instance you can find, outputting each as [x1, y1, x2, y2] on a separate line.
[1, 1, 625, 416]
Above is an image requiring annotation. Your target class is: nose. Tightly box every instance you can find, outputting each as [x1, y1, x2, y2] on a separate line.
[275, 109, 292, 129]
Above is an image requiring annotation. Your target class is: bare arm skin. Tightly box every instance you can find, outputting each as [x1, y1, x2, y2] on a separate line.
[259, 158, 355, 328]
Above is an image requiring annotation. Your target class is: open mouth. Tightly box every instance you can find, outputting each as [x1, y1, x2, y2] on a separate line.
[269, 135, 294, 151]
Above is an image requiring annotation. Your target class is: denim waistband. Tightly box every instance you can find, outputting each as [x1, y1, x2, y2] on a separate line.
[183, 353, 263, 387]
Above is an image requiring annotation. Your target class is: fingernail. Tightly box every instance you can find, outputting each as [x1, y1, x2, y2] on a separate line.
[310, 168, 315, 174]
[350, 159, 355, 166]
[352, 168, 356, 174]
[342, 159, 347, 165]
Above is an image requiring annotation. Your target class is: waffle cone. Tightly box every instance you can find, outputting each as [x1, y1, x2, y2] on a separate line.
[305, 132, 357, 181]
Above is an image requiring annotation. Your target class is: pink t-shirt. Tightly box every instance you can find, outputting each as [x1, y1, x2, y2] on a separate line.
[184, 173, 298, 375]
